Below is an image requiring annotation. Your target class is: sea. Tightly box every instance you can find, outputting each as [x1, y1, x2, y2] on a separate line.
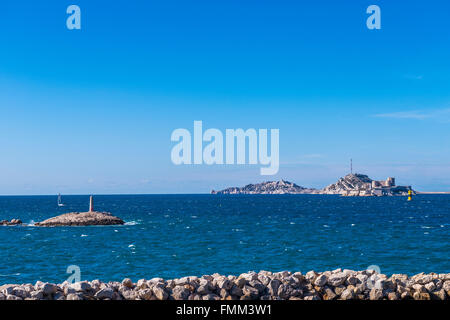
[0, 194, 448, 285]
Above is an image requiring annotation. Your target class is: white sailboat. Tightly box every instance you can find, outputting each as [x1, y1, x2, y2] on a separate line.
[57, 193, 65, 207]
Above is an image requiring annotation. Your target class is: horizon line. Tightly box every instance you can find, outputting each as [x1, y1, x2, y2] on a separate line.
[1, 191, 450, 197]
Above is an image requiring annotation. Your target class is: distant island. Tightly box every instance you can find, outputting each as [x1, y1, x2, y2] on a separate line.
[211, 173, 414, 196]
[211, 180, 319, 195]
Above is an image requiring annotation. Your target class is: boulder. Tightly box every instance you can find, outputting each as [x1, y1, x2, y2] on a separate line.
[138, 289, 153, 300]
[267, 279, 281, 296]
[314, 274, 328, 286]
[242, 285, 260, 299]
[217, 278, 233, 291]
[431, 289, 446, 300]
[42, 283, 57, 295]
[95, 288, 114, 299]
[70, 281, 92, 292]
[67, 293, 83, 300]
[196, 285, 210, 295]
[12, 287, 29, 299]
[340, 288, 354, 300]
[152, 286, 168, 300]
[328, 273, 347, 287]
[230, 285, 243, 297]
[388, 292, 399, 300]
[172, 286, 190, 300]
[30, 291, 44, 300]
[323, 287, 337, 300]
[121, 278, 133, 288]
[369, 288, 384, 300]
[248, 280, 266, 294]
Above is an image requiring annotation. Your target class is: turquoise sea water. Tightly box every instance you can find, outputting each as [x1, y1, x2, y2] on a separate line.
[0, 194, 449, 284]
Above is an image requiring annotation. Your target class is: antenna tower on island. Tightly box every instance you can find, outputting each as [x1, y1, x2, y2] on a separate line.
[350, 158, 353, 174]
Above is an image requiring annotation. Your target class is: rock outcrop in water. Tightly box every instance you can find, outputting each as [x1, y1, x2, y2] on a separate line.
[212, 174, 415, 196]
[211, 180, 318, 194]
[0, 270, 448, 300]
[35, 211, 124, 227]
[35, 196, 124, 227]
[0, 219, 22, 226]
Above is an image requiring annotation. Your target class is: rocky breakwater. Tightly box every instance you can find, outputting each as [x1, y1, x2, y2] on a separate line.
[1, 270, 449, 300]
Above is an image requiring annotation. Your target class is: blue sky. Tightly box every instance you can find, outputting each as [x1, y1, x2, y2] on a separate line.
[0, 0, 449, 194]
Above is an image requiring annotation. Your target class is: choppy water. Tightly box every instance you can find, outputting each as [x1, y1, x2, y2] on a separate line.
[0, 194, 449, 284]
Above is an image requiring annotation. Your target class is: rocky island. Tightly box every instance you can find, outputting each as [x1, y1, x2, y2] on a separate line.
[322, 173, 413, 196]
[35, 211, 124, 227]
[212, 173, 414, 196]
[211, 180, 318, 194]
[35, 196, 124, 227]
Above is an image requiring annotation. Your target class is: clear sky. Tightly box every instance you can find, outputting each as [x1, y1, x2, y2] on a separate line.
[0, 0, 449, 194]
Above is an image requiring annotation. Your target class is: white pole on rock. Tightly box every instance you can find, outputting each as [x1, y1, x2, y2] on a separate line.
[89, 195, 94, 212]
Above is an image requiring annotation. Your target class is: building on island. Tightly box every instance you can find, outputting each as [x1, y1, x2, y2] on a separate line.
[323, 174, 413, 197]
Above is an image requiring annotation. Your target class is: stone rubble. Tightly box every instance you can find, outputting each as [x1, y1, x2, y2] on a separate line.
[0, 270, 448, 300]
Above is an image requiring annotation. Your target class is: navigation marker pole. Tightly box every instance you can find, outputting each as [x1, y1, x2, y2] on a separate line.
[89, 195, 94, 212]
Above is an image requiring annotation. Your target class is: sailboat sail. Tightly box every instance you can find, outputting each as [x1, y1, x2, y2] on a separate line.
[57, 193, 65, 207]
